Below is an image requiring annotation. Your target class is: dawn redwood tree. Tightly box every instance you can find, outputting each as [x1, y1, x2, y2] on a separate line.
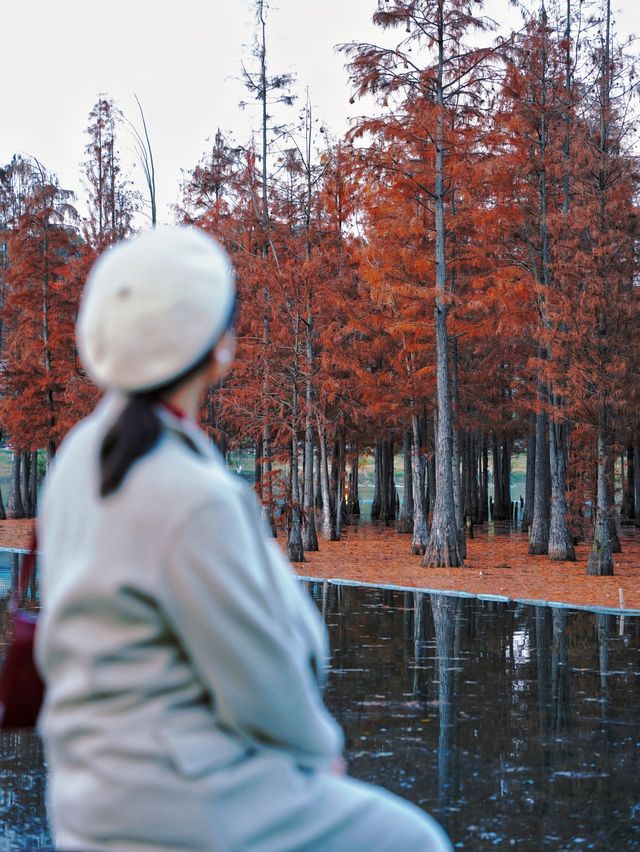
[569, 0, 639, 575]
[240, 0, 296, 535]
[352, 136, 438, 553]
[82, 96, 139, 250]
[0, 163, 79, 465]
[490, 3, 587, 560]
[343, 0, 496, 567]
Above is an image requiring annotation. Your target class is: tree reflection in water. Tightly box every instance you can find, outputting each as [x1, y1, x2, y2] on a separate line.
[315, 583, 640, 849]
[1, 580, 639, 849]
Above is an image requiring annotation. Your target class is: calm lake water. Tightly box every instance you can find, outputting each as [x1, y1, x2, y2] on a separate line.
[0, 579, 638, 850]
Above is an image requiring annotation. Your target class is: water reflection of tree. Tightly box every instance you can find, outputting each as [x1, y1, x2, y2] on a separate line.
[430, 593, 462, 812]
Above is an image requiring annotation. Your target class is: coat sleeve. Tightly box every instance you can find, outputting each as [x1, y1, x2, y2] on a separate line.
[159, 489, 344, 768]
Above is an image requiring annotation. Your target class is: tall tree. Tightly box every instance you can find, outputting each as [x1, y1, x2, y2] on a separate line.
[0, 162, 78, 464]
[82, 96, 139, 249]
[343, 0, 495, 566]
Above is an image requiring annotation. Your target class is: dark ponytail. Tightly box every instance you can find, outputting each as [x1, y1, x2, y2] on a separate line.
[99, 295, 237, 498]
[99, 394, 161, 497]
[98, 340, 224, 497]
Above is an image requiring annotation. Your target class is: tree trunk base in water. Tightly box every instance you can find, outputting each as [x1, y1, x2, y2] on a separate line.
[411, 539, 427, 556]
[548, 543, 576, 561]
[548, 530, 576, 561]
[528, 522, 549, 556]
[422, 525, 464, 568]
[288, 543, 306, 563]
[397, 517, 413, 534]
[302, 511, 319, 551]
[586, 543, 613, 576]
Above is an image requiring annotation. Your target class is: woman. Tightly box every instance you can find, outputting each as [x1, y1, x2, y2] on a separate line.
[35, 226, 451, 851]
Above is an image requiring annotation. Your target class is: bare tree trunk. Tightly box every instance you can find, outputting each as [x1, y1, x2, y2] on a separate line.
[21, 451, 32, 517]
[319, 426, 333, 540]
[7, 452, 24, 519]
[288, 427, 305, 562]
[587, 420, 614, 576]
[605, 450, 621, 553]
[450, 337, 466, 558]
[30, 450, 38, 515]
[548, 416, 575, 560]
[478, 434, 488, 525]
[411, 412, 429, 554]
[302, 387, 318, 551]
[422, 5, 462, 568]
[501, 437, 511, 522]
[529, 407, 550, 555]
[633, 443, 640, 528]
[398, 428, 414, 533]
[621, 447, 634, 521]
[334, 430, 344, 541]
[348, 448, 360, 518]
[313, 444, 321, 510]
[371, 441, 381, 520]
[522, 413, 536, 530]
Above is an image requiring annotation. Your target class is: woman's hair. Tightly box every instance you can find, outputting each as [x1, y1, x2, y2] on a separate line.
[99, 347, 214, 498]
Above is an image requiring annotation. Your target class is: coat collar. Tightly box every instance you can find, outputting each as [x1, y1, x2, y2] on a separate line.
[95, 391, 223, 467]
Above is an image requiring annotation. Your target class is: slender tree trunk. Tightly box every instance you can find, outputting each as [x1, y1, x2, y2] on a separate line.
[621, 447, 634, 521]
[423, 298, 462, 566]
[398, 428, 414, 533]
[319, 426, 333, 540]
[287, 373, 304, 562]
[605, 450, 621, 553]
[529, 407, 550, 555]
[422, 4, 462, 567]
[313, 444, 321, 511]
[522, 413, 536, 530]
[334, 429, 344, 540]
[288, 429, 305, 562]
[371, 441, 382, 520]
[465, 431, 480, 524]
[501, 437, 511, 522]
[450, 337, 466, 558]
[21, 451, 31, 517]
[633, 443, 640, 528]
[546, 0, 575, 563]
[587, 420, 614, 575]
[302, 389, 318, 551]
[411, 412, 429, 554]
[492, 435, 504, 519]
[548, 416, 575, 560]
[30, 450, 38, 515]
[262, 420, 275, 536]
[7, 452, 24, 519]
[427, 430, 437, 520]
[478, 434, 488, 525]
[349, 448, 360, 517]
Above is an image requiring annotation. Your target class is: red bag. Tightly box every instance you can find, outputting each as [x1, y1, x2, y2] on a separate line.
[0, 538, 44, 729]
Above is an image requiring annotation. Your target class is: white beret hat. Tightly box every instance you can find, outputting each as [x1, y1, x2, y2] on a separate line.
[77, 226, 235, 392]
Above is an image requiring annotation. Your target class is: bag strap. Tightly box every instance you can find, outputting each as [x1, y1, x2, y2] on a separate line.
[9, 528, 38, 616]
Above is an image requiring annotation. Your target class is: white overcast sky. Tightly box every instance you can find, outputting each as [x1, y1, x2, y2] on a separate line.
[1, 0, 638, 223]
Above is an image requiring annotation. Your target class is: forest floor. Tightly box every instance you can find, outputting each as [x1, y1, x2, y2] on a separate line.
[1, 517, 638, 612]
[288, 521, 640, 612]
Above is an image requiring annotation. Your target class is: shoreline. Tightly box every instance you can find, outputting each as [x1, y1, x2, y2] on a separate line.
[2, 518, 638, 613]
[287, 522, 640, 613]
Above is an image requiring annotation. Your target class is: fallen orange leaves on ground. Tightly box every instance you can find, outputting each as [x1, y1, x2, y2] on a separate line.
[287, 523, 640, 611]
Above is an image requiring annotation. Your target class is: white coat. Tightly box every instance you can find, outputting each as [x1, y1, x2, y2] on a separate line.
[35, 393, 451, 852]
